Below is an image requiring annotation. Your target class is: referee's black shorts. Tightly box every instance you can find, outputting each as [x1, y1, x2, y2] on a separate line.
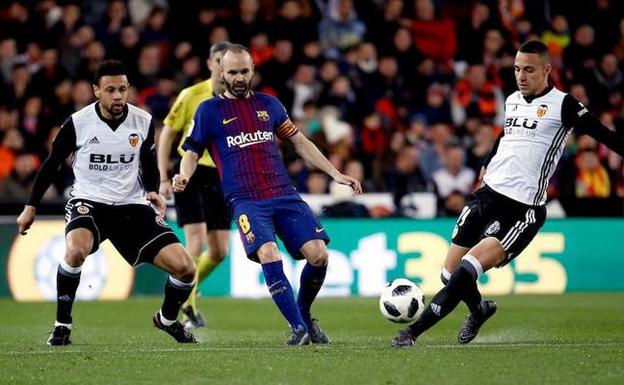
[173, 163, 231, 230]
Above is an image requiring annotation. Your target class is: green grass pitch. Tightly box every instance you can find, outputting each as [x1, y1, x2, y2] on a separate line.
[2, 294, 623, 385]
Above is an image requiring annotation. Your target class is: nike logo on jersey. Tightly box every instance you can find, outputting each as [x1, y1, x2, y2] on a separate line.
[315, 227, 325, 233]
[222, 117, 238, 125]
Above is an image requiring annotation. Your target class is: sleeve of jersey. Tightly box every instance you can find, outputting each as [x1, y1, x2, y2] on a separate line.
[563, 94, 624, 156]
[181, 102, 209, 154]
[140, 119, 159, 192]
[483, 130, 504, 168]
[26, 118, 77, 207]
[274, 98, 299, 140]
[162, 90, 187, 131]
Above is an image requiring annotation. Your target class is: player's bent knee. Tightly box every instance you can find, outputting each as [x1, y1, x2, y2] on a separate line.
[256, 243, 281, 264]
[174, 257, 196, 282]
[64, 247, 88, 267]
[303, 242, 328, 266]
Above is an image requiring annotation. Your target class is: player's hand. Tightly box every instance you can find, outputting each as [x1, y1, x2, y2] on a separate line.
[146, 191, 166, 217]
[172, 174, 188, 193]
[334, 173, 362, 194]
[159, 179, 173, 199]
[17, 205, 36, 235]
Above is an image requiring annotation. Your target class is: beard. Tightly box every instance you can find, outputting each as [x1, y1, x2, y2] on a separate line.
[106, 101, 125, 118]
[224, 79, 251, 99]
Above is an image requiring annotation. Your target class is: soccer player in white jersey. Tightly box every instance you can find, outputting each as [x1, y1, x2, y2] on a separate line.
[16, 60, 198, 345]
[392, 40, 624, 347]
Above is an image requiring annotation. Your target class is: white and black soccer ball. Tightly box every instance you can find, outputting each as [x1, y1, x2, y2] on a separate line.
[379, 278, 425, 323]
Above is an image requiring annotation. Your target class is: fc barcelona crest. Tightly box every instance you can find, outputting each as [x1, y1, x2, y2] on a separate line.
[256, 110, 270, 121]
[128, 133, 140, 147]
[536, 104, 548, 118]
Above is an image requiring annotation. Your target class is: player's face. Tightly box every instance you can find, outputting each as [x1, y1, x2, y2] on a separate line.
[514, 52, 551, 97]
[221, 51, 254, 99]
[93, 75, 129, 118]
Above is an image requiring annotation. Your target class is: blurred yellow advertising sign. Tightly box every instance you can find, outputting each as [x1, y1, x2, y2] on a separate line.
[8, 220, 134, 301]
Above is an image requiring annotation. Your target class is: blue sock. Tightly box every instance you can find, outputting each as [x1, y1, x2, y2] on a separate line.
[262, 260, 306, 331]
[297, 263, 327, 326]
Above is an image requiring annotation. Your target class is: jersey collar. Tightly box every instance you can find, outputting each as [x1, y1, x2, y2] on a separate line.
[95, 102, 129, 131]
[522, 84, 554, 103]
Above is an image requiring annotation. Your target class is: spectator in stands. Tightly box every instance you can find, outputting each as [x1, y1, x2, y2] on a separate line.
[132, 43, 162, 90]
[260, 39, 297, 96]
[563, 24, 599, 84]
[285, 64, 322, 120]
[0, 38, 18, 84]
[432, 142, 475, 204]
[586, 53, 624, 112]
[227, 0, 267, 46]
[414, 82, 452, 125]
[465, 122, 495, 175]
[60, 25, 95, 76]
[94, 0, 131, 46]
[306, 169, 330, 194]
[383, 145, 428, 215]
[318, 0, 367, 58]
[456, 3, 497, 64]
[451, 63, 505, 128]
[271, 0, 318, 47]
[0, 153, 39, 202]
[108, 25, 142, 68]
[541, 14, 570, 60]
[560, 136, 615, 198]
[419, 122, 452, 180]
[406, 0, 456, 69]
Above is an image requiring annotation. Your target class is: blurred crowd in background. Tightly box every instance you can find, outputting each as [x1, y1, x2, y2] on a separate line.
[1, 0, 624, 217]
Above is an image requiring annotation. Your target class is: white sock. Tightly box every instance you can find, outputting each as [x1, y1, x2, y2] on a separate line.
[158, 310, 176, 326]
[54, 321, 72, 329]
[462, 254, 484, 277]
[59, 259, 82, 275]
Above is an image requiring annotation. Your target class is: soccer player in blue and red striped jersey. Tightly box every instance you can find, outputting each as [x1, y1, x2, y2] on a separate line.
[173, 44, 362, 345]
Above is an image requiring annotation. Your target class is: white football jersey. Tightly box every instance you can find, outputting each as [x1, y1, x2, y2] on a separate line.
[484, 87, 580, 206]
[70, 103, 153, 205]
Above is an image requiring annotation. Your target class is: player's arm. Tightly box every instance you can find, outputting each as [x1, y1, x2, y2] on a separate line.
[479, 130, 504, 182]
[156, 124, 178, 198]
[158, 90, 187, 198]
[17, 118, 77, 235]
[287, 130, 362, 194]
[173, 104, 210, 193]
[140, 119, 165, 216]
[563, 94, 624, 156]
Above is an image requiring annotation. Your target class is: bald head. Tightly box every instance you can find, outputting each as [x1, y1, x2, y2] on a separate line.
[221, 44, 254, 99]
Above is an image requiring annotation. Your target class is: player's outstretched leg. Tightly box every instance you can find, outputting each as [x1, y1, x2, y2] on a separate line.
[261, 259, 310, 346]
[392, 257, 487, 347]
[48, 257, 83, 345]
[153, 276, 197, 343]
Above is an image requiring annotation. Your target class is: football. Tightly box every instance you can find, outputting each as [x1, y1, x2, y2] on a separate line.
[379, 278, 425, 323]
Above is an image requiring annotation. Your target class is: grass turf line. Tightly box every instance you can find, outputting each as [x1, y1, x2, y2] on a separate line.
[1, 294, 623, 385]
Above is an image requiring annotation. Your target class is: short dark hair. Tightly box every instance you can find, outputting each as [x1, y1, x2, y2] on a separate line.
[209, 41, 231, 58]
[518, 40, 551, 62]
[94, 60, 127, 85]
